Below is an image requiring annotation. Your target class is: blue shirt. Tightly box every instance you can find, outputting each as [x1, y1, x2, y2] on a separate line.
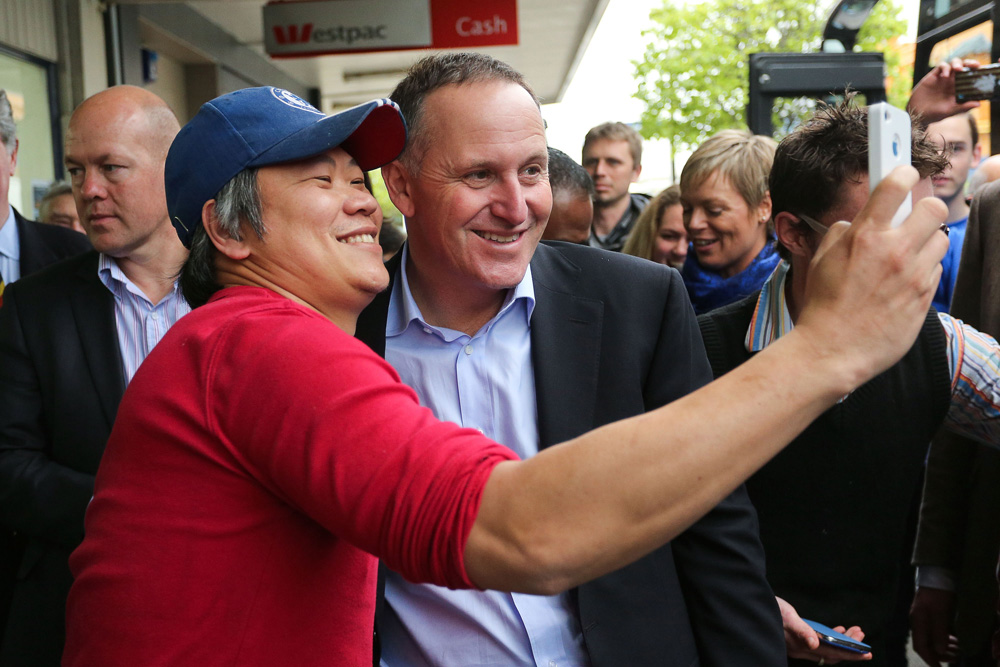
[380, 248, 589, 667]
[0, 205, 20, 285]
[932, 216, 968, 314]
[97, 253, 190, 382]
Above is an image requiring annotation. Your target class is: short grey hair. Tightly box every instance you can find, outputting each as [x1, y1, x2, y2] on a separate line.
[390, 52, 538, 171]
[0, 90, 16, 153]
[179, 167, 263, 308]
[215, 168, 265, 242]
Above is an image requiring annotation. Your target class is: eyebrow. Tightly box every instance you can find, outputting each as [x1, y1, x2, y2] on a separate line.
[64, 152, 129, 166]
[305, 153, 360, 169]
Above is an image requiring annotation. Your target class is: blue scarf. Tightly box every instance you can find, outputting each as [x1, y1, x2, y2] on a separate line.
[682, 240, 780, 315]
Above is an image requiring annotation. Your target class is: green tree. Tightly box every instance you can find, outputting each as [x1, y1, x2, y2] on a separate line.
[634, 0, 907, 179]
[368, 168, 403, 227]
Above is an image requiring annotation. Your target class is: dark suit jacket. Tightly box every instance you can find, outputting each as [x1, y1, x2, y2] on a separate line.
[913, 181, 1000, 657]
[12, 208, 91, 277]
[356, 242, 786, 666]
[0, 251, 123, 666]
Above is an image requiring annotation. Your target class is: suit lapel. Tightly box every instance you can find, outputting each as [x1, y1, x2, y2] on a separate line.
[69, 256, 126, 427]
[14, 210, 56, 277]
[530, 245, 603, 449]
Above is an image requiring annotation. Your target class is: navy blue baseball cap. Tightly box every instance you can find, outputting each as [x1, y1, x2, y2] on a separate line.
[165, 87, 406, 248]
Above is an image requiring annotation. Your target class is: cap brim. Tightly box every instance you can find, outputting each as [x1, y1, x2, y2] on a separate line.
[249, 100, 406, 171]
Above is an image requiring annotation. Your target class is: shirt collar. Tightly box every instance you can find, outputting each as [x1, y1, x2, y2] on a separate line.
[0, 205, 19, 261]
[745, 260, 793, 352]
[97, 252, 183, 304]
[386, 245, 536, 339]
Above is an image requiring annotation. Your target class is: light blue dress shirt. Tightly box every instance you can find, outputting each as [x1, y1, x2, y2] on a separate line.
[380, 248, 589, 667]
[0, 205, 20, 284]
[97, 253, 191, 382]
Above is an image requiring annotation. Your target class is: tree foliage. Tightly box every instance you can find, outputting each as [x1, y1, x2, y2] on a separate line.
[634, 0, 908, 165]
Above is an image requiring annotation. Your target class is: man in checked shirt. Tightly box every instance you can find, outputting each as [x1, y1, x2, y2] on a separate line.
[698, 98, 1000, 667]
[0, 85, 189, 665]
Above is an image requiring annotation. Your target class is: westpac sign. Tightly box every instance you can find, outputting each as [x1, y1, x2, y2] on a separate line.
[263, 0, 517, 58]
[264, 0, 431, 56]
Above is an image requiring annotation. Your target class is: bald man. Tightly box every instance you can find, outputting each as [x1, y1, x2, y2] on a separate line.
[0, 85, 189, 665]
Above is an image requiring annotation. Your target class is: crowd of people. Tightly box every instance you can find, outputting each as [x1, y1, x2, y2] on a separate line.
[0, 50, 995, 667]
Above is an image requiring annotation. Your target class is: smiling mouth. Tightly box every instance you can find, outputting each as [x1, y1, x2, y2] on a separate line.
[692, 239, 717, 248]
[474, 231, 520, 243]
[339, 233, 375, 244]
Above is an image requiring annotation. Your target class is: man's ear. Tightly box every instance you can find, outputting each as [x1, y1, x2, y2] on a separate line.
[758, 190, 773, 223]
[773, 211, 813, 258]
[973, 143, 983, 168]
[381, 161, 416, 218]
[631, 163, 642, 183]
[202, 200, 250, 260]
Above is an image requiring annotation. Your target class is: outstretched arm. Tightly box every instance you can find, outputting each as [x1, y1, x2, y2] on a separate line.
[465, 166, 950, 594]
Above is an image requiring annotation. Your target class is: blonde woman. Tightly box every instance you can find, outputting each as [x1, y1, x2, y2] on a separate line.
[679, 129, 778, 313]
[623, 185, 687, 268]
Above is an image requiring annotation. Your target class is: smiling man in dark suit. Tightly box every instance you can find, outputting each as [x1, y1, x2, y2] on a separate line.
[356, 52, 785, 667]
[0, 85, 189, 666]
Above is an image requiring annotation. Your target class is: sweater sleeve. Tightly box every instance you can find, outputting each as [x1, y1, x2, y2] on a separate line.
[206, 305, 518, 590]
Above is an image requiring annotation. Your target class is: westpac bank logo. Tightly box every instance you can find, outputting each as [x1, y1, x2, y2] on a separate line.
[273, 24, 313, 45]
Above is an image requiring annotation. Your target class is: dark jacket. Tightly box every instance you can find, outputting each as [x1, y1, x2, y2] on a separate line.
[699, 294, 951, 665]
[0, 251, 122, 666]
[357, 242, 786, 666]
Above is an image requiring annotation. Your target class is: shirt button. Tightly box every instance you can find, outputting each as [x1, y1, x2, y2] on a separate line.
[549, 661, 557, 667]
[151, 313, 159, 321]
[423, 327, 432, 334]
[464, 344, 473, 355]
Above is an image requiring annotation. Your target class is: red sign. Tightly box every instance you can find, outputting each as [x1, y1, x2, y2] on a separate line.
[430, 0, 518, 49]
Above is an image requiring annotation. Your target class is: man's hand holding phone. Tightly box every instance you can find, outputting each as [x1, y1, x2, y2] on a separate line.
[777, 596, 872, 664]
[908, 58, 984, 125]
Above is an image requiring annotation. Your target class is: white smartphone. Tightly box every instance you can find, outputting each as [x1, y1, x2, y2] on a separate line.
[868, 102, 912, 228]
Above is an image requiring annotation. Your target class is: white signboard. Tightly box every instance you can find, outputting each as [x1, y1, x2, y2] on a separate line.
[264, 0, 432, 57]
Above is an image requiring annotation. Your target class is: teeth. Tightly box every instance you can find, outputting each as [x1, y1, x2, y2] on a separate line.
[475, 231, 520, 243]
[693, 239, 715, 247]
[340, 233, 375, 244]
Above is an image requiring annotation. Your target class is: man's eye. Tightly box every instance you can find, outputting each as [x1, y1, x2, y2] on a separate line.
[313, 175, 331, 183]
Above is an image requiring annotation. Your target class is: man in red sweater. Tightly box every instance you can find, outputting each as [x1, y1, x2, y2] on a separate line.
[62, 83, 948, 666]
